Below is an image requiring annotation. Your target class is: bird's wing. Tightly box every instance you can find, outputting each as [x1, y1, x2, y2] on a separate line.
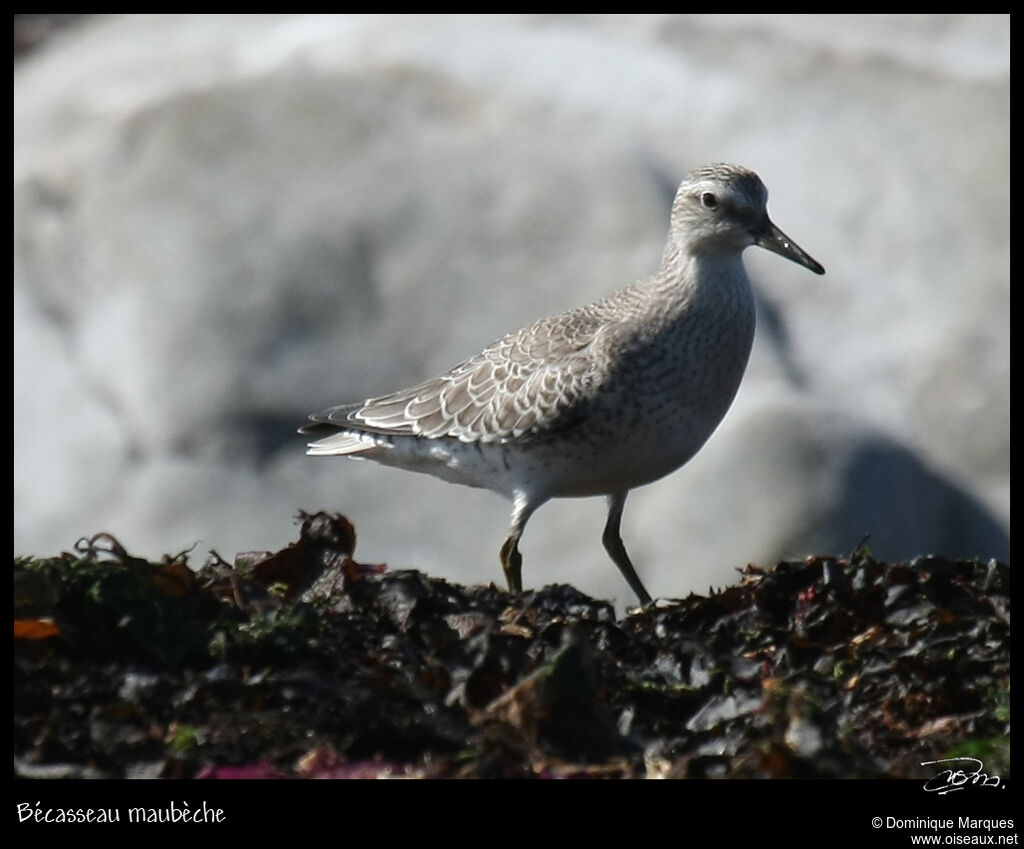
[303, 307, 612, 444]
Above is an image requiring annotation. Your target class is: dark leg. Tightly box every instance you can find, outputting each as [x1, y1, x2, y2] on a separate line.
[602, 491, 652, 606]
[499, 533, 523, 594]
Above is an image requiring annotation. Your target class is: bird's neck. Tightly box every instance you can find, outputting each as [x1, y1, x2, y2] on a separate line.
[656, 246, 750, 306]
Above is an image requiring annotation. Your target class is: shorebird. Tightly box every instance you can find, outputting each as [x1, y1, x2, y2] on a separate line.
[300, 163, 824, 605]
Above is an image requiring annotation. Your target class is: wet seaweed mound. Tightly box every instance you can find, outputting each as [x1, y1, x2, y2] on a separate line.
[14, 512, 1010, 780]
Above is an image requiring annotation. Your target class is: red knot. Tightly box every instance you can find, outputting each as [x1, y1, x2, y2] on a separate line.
[300, 163, 824, 605]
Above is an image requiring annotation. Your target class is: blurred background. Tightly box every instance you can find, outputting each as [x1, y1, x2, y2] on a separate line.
[14, 14, 1009, 605]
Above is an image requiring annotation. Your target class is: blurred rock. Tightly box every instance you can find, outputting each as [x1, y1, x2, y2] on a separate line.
[619, 393, 1009, 603]
[14, 15, 1009, 603]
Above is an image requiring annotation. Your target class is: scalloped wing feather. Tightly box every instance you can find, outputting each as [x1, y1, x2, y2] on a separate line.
[307, 306, 614, 447]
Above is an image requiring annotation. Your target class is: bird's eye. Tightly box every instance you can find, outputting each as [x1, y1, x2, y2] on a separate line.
[701, 192, 718, 210]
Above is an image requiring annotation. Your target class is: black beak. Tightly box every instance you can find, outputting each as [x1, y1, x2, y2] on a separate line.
[756, 219, 825, 275]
